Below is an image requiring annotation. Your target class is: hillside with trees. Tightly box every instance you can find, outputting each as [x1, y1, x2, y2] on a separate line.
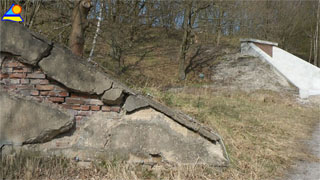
[1, 0, 319, 84]
[1, 1, 320, 180]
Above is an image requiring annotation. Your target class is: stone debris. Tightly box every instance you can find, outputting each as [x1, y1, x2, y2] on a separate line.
[101, 88, 124, 105]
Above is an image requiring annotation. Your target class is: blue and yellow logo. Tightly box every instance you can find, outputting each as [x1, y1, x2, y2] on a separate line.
[2, 4, 24, 22]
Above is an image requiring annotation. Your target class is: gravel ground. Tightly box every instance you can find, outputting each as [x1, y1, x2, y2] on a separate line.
[210, 53, 297, 93]
[286, 96, 320, 180]
[285, 122, 320, 180]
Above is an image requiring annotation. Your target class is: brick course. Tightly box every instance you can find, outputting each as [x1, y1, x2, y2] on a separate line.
[26, 73, 46, 79]
[36, 85, 55, 91]
[48, 97, 65, 103]
[30, 79, 49, 85]
[1, 58, 121, 127]
[20, 79, 30, 84]
[90, 106, 100, 111]
[65, 98, 85, 105]
[9, 73, 26, 78]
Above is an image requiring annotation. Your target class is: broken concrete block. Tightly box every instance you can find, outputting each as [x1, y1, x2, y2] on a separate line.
[39, 46, 112, 95]
[0, 21, 51, 65]
[0, 89, 74, 145]
[123, 95, 149, 112]
[35, 109, 228, 166]
[101, 88, 124, 105]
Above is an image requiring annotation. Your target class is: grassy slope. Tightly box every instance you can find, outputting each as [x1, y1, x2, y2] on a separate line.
[150, 88, 319, 179]
[2, 89, 318, 180]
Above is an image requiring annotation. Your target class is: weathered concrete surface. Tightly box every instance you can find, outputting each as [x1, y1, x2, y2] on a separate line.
[124, 95, 220, 142]
[273, 47, 320, 98]
[39, 46, 112, 95]
[123, 95, 149, 112]
[0, 22, 51, 65]
[143, 96, 221, 142]
[27, 109, 227, 166]
[101, 88, 124, 105]
[0, 90, 74, 146]
[104, 109, 226, 165]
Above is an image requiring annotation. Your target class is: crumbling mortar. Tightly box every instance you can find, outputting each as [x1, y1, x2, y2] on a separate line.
[0, 52, 21, 69]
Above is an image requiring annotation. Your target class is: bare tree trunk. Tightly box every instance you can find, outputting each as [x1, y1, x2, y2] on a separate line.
[28, 1, 41, 29]
[69, 0, 92, 57]
[309, 38, 313, 63]
[178, 2, 192, 80]
[316, 0, 320, 67]
[314, 31, 318, 66]
[216, 8, 224, 46]
[88, 0, 103, 62]
[107, 0, 112, 20]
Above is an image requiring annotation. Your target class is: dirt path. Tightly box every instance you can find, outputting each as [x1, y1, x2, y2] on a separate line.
[285, 122, 320, 180]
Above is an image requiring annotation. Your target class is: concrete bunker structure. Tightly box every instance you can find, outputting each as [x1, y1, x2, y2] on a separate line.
[241, 38, 320, 98]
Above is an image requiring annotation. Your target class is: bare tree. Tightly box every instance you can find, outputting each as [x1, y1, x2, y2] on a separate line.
[88, 0, 103, 62]
[178, 1, 192, 80]
[69, 0, 92, 57]
[102, 0, 154, 73]
[314, 0, 320, 66]
[178, 1, 211, 80]
[21, 0, 42, 29]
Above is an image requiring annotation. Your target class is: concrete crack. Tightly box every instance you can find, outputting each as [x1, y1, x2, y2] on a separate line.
[35, 42, 54, 66]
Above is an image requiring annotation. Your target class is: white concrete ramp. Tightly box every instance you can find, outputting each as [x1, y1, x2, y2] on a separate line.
[241, 39, 320, 98]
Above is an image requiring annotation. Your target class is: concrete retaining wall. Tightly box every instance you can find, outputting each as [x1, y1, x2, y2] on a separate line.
[273, 47, 320, 97]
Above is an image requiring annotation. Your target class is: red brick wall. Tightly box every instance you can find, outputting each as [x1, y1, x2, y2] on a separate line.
[0, 57, 120, 128]
[254, 43, 273, 57]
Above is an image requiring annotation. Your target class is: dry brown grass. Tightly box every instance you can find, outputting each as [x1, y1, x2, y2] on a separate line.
[2, 88, 319, 180]
[151, 87, 319, 180]
[1, 150, 225, 180]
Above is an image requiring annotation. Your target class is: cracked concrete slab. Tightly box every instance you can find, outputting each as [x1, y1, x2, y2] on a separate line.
[0, 89, 74, 145]
[28, 109, 227, 166]
[123, 95, 149, 112]
[0, 21, 52, 66]
[39, 45, 113, 95]
[101, 88, 124, 105]
[142, 96, 220, 142]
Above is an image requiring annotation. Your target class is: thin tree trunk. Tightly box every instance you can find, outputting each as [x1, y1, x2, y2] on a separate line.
[178, 2, 192, 80]
[316, 0, 320, 67]
[28, 2, 41, 29]
[88, 0, 103, 62]
[107, 0, 112, 21]
[216, 8, 224, 46]
[69, 0, 92, 57]
[23, 1, 29, 26]
[309, 38, 313, 63]
[314, 32, 318, 66]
